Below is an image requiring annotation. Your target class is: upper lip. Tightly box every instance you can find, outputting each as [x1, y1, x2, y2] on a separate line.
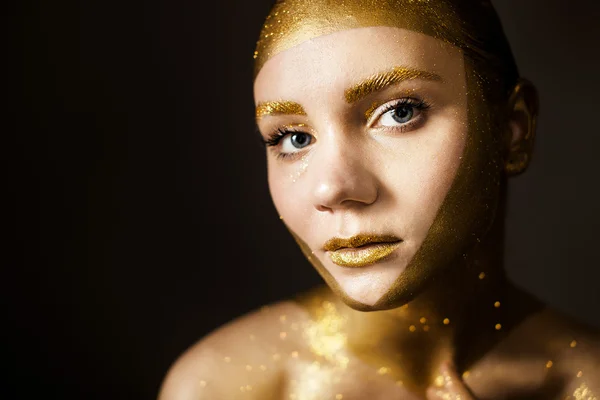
[322, 234, 402, 251]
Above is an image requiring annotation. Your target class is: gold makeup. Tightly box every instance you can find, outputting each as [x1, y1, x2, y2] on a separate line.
[256, 100, 307, 120]
[344, 67, 443, 104]
[253, 0, 470, 78]
[323, 234, 401, 268]
[329, 242, 401, 268]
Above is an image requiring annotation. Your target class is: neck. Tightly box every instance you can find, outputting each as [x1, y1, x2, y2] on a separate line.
[321, 196, 540, 391]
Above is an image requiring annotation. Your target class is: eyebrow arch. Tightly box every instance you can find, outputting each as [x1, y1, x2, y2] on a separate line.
[255, 100, 307, 120]
[344, 67, 443, 103]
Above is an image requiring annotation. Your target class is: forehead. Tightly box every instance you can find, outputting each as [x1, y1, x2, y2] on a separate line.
[253, 27, 465, 105]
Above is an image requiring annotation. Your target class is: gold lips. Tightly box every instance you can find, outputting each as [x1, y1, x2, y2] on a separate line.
[323, 234, 402, 268]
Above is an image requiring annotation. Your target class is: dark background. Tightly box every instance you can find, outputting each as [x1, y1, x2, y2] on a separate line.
[5, 0, 600, 399]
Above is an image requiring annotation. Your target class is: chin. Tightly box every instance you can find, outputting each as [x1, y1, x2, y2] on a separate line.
[325, 263, 427, 312]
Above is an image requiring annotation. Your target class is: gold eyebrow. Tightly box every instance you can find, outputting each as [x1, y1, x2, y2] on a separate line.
[344, 67, 443, 103]
[255, 101, 307, 119]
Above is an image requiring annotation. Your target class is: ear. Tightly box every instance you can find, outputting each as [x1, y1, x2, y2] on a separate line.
[503, 79, 539, 176]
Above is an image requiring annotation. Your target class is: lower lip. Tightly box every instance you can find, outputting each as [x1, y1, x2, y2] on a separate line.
[328, 242, 401, 268]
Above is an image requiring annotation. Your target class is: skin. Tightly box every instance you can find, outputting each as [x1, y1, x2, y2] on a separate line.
[158, 27, 600, 400]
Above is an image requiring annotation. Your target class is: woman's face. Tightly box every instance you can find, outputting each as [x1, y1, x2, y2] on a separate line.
[254, 26, 477, 308]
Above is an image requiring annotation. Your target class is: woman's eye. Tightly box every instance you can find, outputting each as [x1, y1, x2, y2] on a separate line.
[379, 104, 419, 127]
[280, 131, 313, 154]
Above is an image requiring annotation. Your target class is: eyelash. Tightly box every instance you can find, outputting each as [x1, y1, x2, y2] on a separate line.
[371, 97, 432, 131]
[262, 128, 308, 160]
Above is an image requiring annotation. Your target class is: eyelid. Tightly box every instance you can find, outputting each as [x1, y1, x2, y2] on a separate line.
[366, 97, 429, 128]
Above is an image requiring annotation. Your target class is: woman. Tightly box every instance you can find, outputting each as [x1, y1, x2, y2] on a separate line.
[159, 0, 599, 398]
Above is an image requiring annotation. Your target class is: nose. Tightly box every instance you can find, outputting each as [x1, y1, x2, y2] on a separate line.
[310, 136, 379, 212]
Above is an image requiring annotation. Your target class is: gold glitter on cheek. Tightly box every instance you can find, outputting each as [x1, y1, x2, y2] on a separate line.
[495, 323, 502, 330]
[443, 318, 450, 325]
[462, 371, 470, 379]
[291, 153, 310, 183]
[336, 394, 344, 400]
[494, 301, 501, 308]
[199, 380, 207, 387]
[409, 325, 416, 332]
[479, 272, 486, 280]
[420, 317, 427, 324]
[570, 340, 578, 348]
[546, 360, 553, 368]
[378, 367, 390, 375]
[224, 356, 231, 363]
[577, 371, 583, 378]
[280, 331, 287, 339]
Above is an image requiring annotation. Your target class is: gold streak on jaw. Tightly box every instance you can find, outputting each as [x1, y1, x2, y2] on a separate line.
[256, 101, 307, 119]
[344, 66, 443, 104]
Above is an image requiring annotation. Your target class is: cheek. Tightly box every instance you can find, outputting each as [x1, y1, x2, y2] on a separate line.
[267, 158, 309, 227]
[382, 119, 467, 236]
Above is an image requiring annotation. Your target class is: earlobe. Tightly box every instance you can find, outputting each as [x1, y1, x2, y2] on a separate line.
[504, 79, 539, 176]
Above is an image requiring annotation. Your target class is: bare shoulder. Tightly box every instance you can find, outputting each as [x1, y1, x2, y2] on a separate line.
[540, 309, 600, 397]
[509, 306, 600, 396]
[157, 298, 314, 400]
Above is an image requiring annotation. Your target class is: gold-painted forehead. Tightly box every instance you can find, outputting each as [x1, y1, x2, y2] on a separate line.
[254, 0, 475, 78]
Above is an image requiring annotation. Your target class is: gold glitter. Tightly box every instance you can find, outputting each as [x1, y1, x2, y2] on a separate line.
[396, 380, 404, 386]
[256, 101, 306, 120]
[443, 318, 450, 325]
[494, 301, 501, 308]
[377, 367, 389, 375]
[336, 395, 344, 400]
[546, 360, 553, 368]
[240, 386, 246, 392]
[272, 353, 281, 361]
[223, 356, 231, 363]
[303, 300, 349, 369]
[409, 325, 416, 332]
[246, 385, 253, 391]
[495, 323, 502, 330]
[573, 383, 598, 400]
[423, 325, 430, 332]
[420, 317, 427, 324]
[280, 315, 287, 323]
[570, 340, 578, 348]
[577, 371, 583, 378]
[246, 365, 253, 371]
[280, 331, 287, 339]
[328, 242, 401, 268]
[462, 371, 471, 379]
[479, 272, 486, 280]
[344, 67, 443, 103]
[199, 380, 207, 387]
[435, 375, 445, 387]
[291, 351, 299, 358]
[253, 0, 488, 77]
